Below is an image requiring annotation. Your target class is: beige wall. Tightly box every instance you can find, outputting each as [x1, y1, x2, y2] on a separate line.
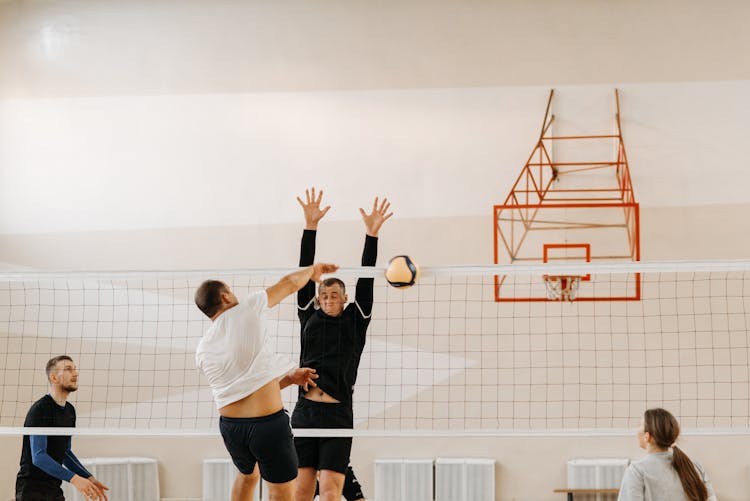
[2, 434, 750, 500]
[1, 205, 750, 271]
[2, 0, 750, 499]
[1, 209, 749, 499]
[1, 0, 750, 97]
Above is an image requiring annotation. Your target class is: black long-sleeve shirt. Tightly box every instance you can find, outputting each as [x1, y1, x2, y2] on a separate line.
[16, 394, 80, 498]
[297, 229, 376, 404]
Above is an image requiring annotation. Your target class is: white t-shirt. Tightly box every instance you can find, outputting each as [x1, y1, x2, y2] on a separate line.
[195, 290, 296, 409]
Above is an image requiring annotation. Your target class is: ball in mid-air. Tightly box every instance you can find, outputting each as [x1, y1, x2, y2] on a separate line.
[385, 255, 419, 288]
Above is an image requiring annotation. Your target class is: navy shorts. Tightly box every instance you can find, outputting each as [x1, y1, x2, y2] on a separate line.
[291, 397, 353, 474]
[219, 409, 298, 484]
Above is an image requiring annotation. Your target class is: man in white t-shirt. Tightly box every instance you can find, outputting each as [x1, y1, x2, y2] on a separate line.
[195, 263, 337, 501]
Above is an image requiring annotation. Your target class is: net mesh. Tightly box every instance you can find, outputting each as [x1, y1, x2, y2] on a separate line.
[1, 262, 749, 435]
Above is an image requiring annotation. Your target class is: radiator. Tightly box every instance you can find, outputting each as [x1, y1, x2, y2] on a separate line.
[374, 458, 433, 501]
[61, 457, 159, 501]
[567, 458, 629, 490]
[203, 458, 261, 501]
[435, 458, 495, 501]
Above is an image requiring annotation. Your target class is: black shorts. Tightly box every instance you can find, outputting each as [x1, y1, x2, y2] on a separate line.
[16, 491, 64, 501]
[219, 409, 298, 484]
[16, 481, 64, 501]
[315, 465, 365, 501]
[291, 397, 353, 474]
[342, 465, 365, 501]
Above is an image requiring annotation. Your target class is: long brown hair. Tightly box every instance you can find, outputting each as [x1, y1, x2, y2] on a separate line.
[643, 408, 707, 501]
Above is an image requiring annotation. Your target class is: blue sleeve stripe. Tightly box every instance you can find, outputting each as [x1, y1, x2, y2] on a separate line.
[64, 449, 92, 478]
[29, 435, 74, 482]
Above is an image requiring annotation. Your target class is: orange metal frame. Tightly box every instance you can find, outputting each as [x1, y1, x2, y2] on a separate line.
[493, 89, 641, 302]
[543, 243, 591, 281]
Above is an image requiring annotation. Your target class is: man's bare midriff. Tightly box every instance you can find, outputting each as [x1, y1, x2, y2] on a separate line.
[303, 388, 340, 403]
[219, 379, 284, 418]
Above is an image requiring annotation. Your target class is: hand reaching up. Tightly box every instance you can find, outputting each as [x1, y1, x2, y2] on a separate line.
[359, 197, 393, 237]
[297, 187, 331, 230]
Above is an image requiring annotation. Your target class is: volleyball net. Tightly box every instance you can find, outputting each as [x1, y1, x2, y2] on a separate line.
[1, 260, 749, 436]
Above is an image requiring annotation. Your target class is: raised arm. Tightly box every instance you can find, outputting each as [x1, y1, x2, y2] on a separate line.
[355, 197, 393, 317]
[266, 263, 339, 308]
[296, 187, 330, 312]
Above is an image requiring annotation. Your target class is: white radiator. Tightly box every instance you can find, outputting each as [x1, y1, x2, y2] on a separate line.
[435, 458, 495, 501]
[61, 457, 159, 501]
[374, 458, 433, 501]
[567, 458, 629, 490]
[203, 458, 261, 501]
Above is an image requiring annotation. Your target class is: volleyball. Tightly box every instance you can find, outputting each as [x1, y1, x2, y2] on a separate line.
[385, 255, 420, 288]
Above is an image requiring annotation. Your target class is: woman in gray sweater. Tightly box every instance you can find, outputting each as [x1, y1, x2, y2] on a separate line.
[618, 408, 716, 501]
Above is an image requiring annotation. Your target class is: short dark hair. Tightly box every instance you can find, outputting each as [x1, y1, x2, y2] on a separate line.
[319, 277, 346, 294]
[195, 280, 228, 318]
[46, 355, 73, 380]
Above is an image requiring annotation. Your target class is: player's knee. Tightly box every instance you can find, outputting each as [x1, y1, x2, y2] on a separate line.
[266, 480, 295, 501]
[238, 468, 260, 485]
[318, 483, 344, 500]
[318, 490, 343, 501]
[295, 481, 316, 497]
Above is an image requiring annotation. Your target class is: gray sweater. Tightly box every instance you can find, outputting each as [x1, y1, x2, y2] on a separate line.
[618, 450, 716, 501]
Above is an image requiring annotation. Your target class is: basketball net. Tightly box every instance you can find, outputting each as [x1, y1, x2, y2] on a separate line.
[543, 275, 581, 301]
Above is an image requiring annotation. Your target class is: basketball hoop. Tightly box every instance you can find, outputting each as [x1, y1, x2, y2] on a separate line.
[543, 275, 581, 301]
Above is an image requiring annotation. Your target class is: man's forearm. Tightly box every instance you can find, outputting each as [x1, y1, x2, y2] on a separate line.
[278, 374, 292, 390]
[64, 450, 92, 479]
[286, 266, 315, 290]
[268, 266, 315, 307]
[30, 435, 75, 482]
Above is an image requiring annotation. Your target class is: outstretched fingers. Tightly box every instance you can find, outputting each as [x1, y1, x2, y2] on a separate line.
[299, 187, 323, 206]
[379, 197, 390, 213]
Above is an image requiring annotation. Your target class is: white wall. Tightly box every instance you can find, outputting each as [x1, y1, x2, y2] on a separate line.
[2, 1, 750, 499]
[1, 82, 750, 236]
[2, 0, 750, 97]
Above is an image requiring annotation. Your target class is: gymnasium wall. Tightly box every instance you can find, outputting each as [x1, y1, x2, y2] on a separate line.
[2, 1, 750, 499]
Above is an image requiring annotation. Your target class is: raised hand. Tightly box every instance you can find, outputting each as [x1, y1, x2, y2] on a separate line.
[296, 187, 331, 230]
[359, 197, 393, 237]
[310, 263, 339, 283]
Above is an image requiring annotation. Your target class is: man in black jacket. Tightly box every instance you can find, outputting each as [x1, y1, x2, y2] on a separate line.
[292, 187, 391, 501]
